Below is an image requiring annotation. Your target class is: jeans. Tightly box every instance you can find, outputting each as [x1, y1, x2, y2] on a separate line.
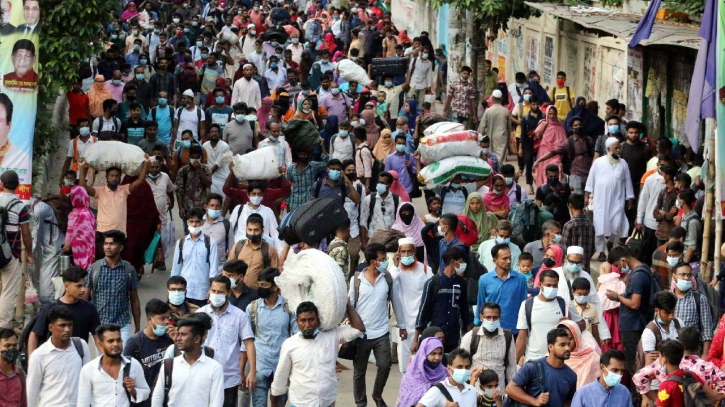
[353, 334, 392, 406]
[120, 323, 132, 348]
[621, 329, 643, 399]
[223, 387, 238, 407]
[0, 257, 21, 328]
[252, 371, 287, 407]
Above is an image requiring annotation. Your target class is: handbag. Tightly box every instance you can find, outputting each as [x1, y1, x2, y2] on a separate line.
[144, 232, 162, 265]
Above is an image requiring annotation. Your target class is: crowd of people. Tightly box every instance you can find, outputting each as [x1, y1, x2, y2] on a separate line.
[0, 0, 718, 406]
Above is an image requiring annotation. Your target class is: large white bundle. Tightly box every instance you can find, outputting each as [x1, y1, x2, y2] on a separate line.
[336, 59, 371, 86]
[275, 249, 348, 330]
[232, 146, 280, 180]
[423, 122, 465, 136]
[418, 130, 481, 162]
[82, 141, 146, 176]
[418, 155, 493, 189]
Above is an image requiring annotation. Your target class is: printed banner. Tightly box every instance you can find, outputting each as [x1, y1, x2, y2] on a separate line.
[716, 0, 725, 217]
[0, 0, 40, 199]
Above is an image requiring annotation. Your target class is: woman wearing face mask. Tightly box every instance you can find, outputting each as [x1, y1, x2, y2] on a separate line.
[533, 105, 567, 187]
[361, 107, 381, 148]
[392, 204, 426, 261]
[463, 192, 498, 252]
[557, 319, 602, 389]
[483, 175, 510, 220]
[395, 337, 448, 407]
[293, 98, 321, 129]
[533, 244, 564, 289]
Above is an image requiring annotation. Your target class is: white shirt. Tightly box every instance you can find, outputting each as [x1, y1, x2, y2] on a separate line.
[344, 181, 365, 238]
[391, 262, 431, 330]
[258, 138, 293, 167]
[642, 318, 681, 352]
[246, 51, 267, 78]
[198, 303, 255, 388]
[150, 353, 224, 407]
[636, 172, 665, 230]
[330, 133, 354, 162]
[417, 378, 477, 407]
[408, 57, 433, 90]
[146, 173, 175, 224]
[26, 338, 92, 407]
[231, 77, 262, 110]
[348, 271, 399, 339]
[241, 34, 257, 56]
[174, 107, 202, 141]
[77, 355, 150, 407]
[170, 234, 220, 301]
[286, 43, 303, 64]
[359, 192, 397, 236]
[202, 139, 231, 182]
[264, 67, 287, 93]
[516, 296, 583, 361]
[230, 203, 279, 244]
[66, 136, 96, 159]
[508, 82, 529, 104]
[270, 326, 360, 407]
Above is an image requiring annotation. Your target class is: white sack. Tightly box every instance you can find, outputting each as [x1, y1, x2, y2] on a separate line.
[275, 249, 348, 330]
[418, 156, 493, 189]
[336, 59, 371, 86]
[82, 141, 146, 176]
[423, 122, 465, 136]
[418, 130, 481, 162]
[232, 146, 280, 180]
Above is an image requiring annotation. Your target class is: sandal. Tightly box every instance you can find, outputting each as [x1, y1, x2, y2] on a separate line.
[597, 252, 607, 262]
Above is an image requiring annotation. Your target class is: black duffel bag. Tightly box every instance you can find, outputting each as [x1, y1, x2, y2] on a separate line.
[278, 198, 347, 246]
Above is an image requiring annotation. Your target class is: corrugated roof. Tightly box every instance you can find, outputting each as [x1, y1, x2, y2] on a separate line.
[524, 2, 701, 49]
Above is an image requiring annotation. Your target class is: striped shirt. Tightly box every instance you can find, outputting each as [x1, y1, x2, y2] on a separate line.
[0, 193, 29, 259]
[561, 214, 596, 272]
[459, 327, 518, 393]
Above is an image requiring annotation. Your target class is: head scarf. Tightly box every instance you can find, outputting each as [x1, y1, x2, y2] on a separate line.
[88, 75, 112, 115]
[564, 97, 589, 133]
[421, 326, 444, 341]
[257, 97, 274, 132]
[361, 108, 381, 147]
[402, 99, 418, 131]
[558, 320, 602, 389]
[388, 170, 411, 202]
[121, 2, 139, 22]
[333, 50, 345, 62]
[534, 244, 564, 287]
[483, 174, 510, 214]
[372, 128, 394, 161]
[293, 97, 315, 120]
[462, 192, 498, 251]
[395, 337, 448, 407]
[308, 62, 324, 90]
[392, 202, 425, 248]
[65, 186, 96, 269]
[323, 32, 337, 53]
[527, 80, 552, 105]
[398, 29, 412, 45]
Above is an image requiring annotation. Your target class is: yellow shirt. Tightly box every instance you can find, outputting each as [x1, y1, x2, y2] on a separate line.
[512, 102, 531, 139]
[574, 302, 599, 336]
[550, 86, 576, 120]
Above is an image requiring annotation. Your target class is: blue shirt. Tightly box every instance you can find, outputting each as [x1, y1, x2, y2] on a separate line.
[125, 52, 141, 68]
[391, 129, 415, 155]
[512, 358, 577, 407]
[384, 152, 417, 193]
[147, 105, 173, 144]
[475, 270, 528, 332]
[170, 234, 220, 301]
[438, 237, 465, 272]
[571, 379, 633, 407]
[245, 296, 298, 377]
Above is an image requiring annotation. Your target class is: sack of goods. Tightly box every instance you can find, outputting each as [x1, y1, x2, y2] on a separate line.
[275, 249, 348, 330]
[369, 228, 406, 253]
[418, 130, 481, 162]
[282, 119, 320, 152]
[278, 198, 347, 245]
[82, 141, 146, 176]
[336, 59, 371, 86]
[418, 156, 492, 189]
[232, 147, 280, 180]
[423, 121, 465, 136]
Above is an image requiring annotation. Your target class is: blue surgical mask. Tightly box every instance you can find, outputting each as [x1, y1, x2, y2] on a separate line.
[207, 209, 221, 219]
[147, 173, 161, 179]
[666, 256, 680, 267]
[603, 368, 622, 387]
[523, 94, 531, 102]
[153, 322, 168, 336]
[505, 177, 513, 186]
[480, 148, 490, 155]
[359, 118, 366, 126]
[450, 182, 461, 189]
[384, 81, 393, 87]
[236, 114, 245, 122]
[158, 98, 168, 106]
[552, 233, 562, 243]
[495, 237, 510, 245]
[376, 183, 387, 195]
[181, 140, 192, 148]
[608, 124, 620, 134]
[292, 38, 300, 44]
[339, 130, 349, 137]
[542, 286, 558, 299]
[566, 262, 582, 273]
[196, 41, 203, 47]
[437, 225, 445, 236]
[451, 368, 470, 384]
[482, 319, 500, 333]
[168, 291, 185, 305]
[135, 74, 145, 81]
[657, 316, 668, 325]
[493, 189, 503, 195]
[201, 53, 209, 59]
[133, 44, 141, 52]
[230, 277, 238, 289]
[620, 264, 631, 274]
[184, 28, 190, 33]
[215, 96, 225, 104]
[574, 295, 588, 304]
[112, 79, 122, 86]
[140, 59, 148, 65]
[328, 169, 341, 181]
[377, 259, 389, 272]
[79, 127, 91, 137]
[331, 88, 341, 95]
[270, 62, 278, 69]
[676, 278, 692, 292]
[111, 34, 118, 40]
[400, 255, 415, 266]
[396, 144, 406, 153]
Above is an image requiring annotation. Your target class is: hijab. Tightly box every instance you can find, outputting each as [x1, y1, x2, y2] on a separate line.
[534, 244, 564, 288]
[395, 337, 448, 407]
[462, 192, 498, 251]
[362, 108, 381, 147]
[527, 80, 552, 105]
[388, 170, 410, 202]
[392, 203, 425, 248]
[402, 99, 418, 131]
[558, 320, 601, 389]
[257, 97, 274, 131]
[293, 97, 315, 121]
[65, 186, 97, 269]
[88, 75, 112, 114]
[372, 128, 394, 160]
[121, 2, 139, 22]
[398, 29, 412, 45]
[483, 174, 510, 213]
[323, 32, 337, 53]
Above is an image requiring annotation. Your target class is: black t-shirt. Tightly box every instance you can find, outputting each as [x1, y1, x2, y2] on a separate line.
[32, 299, 101, 343]
[535, 182, 571, 225]
[620, 141, 649, 193]
[228, 286, 259, 312]
[123, 330, 174, 407]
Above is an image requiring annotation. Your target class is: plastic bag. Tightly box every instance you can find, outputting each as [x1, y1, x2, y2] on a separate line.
[423, 122, 465, 136]
[82, 141, 146, 175]
[336, 59, 371, 86]
[232, 146, 281, 180]
[144, 232, 161, 264]
[418, 131, 481, 162]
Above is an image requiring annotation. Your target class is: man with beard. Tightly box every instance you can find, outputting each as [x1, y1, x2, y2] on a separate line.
[506, 327, 578, 406]
[232, 63, 261, 109]
[270, 301, 365, 407]
[77, 324, 150, 406]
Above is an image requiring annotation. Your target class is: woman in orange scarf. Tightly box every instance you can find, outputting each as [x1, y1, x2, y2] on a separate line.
[534, 244, 564, 287]
[293, 97, 322, 129]
[372, 129, 395, 163]
[87, 75, 112, 118]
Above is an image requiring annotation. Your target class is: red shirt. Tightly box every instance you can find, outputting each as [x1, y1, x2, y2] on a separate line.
[656, 369, 705, 407]
[67, 91, 90, 127]
[0, 366, 26, 407]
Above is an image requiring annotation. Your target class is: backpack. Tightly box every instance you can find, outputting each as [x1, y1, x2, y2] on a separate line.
[34, 195, 73, 234]
[663, 371, 714, 407]
[352, 270, 394, 307]
[175, 106, 203, 127]
[177, 235, 211, 265]
[693, 277, 721, 336]
[469, 327, 513, 385]
[635, 319, 682, 372]
[524, 296, 566, 333]
[305, 19, 322, 43]
[330, 133, 355, 158]
[151, 105, 174, 123]
[91, 259, 136, 297]
[508, 199, 540, 249]
[179, 65, 199, 92]
[506, 358, 547, 407]
[367, 192, 400, 229]
[97, 115, 121, 138]
[439, 186, 468, 211]
[231, 239, 270, 268]
[631, 265, 663, 324]
[357, 145, 385, 190]
[163, 348, 215, 406]
[563, 136, 593, 175]
[249, 298, 294, 336]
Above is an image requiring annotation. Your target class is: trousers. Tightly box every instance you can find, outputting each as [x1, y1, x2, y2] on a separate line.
[353, 334, 392, 406]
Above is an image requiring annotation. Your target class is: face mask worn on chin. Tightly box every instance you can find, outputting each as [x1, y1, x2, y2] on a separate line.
[302, 327, 320, 339]
[168, 291, 186, 305]
[542, 286, 558, 299]
[209, 293, 226, 307]
[153, 322, 168, 336]
[492, 188, 503, 195]
[147, 173, 161, 179]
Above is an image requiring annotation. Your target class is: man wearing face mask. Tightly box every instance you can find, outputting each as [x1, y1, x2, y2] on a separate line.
[264, 55, 287, 94]
[171, 207, 219, 307]
[228, 214, 280, 289]
[198, 274, 258, 407]
[672, 263, 713, 357]
[475, 243, 527, 334]
[271, 301, 365, 407]
[593, 115, 625, 160]
[571, 349, 632, 406]
[516, 269, 584, 362]
[221, 260, 258, 312]
[309, 159, 361, 205]
[165, 276, 199, 324]
[519, 95, 543, 192]
[476, 221, 521, 272]
[321, 81, 352, 123]
[222, 102, 258, 155]
[508, 72, 529, 104]
[548, 71, 576, 121]
[360, 172, 399, 245]
[416, 348, 477, 407]
[174, 145, 211, 223]
[443, 66, 477, 128]
[125, 22, 148, 55]
[460, 302, 517, 395]
[0, 328, 24, 406]
[406, 46, 433, 104]
[586, 138, 634, 261]
[202, 124, 230, 198]
[200, 193, 230, 268]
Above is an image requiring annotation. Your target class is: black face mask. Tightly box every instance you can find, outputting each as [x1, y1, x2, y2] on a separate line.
[400, 210, 414, 225]
[423, 359, 440, 370]
[1, 349, 19, 364]
[571, 127, 581, 135]
[297, 156, 310, 163]
[346, 173, 356, 182]
[542, 258, 556, 268]
[247, 233, 262, 243]
[257, 287, 272, 298]
[107, 182, 119, 191]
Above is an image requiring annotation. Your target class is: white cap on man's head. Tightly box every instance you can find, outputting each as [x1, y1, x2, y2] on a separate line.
[398, 237, 415, 247]
[492, 89, 503, 99]
[183, 89, 195, 98]
[567, 246, 585, 256]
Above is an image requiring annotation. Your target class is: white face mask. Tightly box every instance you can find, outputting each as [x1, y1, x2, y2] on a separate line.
[249, 196, 263, 206]
[209, 293, 226, 307]
[187, 225, 201, 235]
